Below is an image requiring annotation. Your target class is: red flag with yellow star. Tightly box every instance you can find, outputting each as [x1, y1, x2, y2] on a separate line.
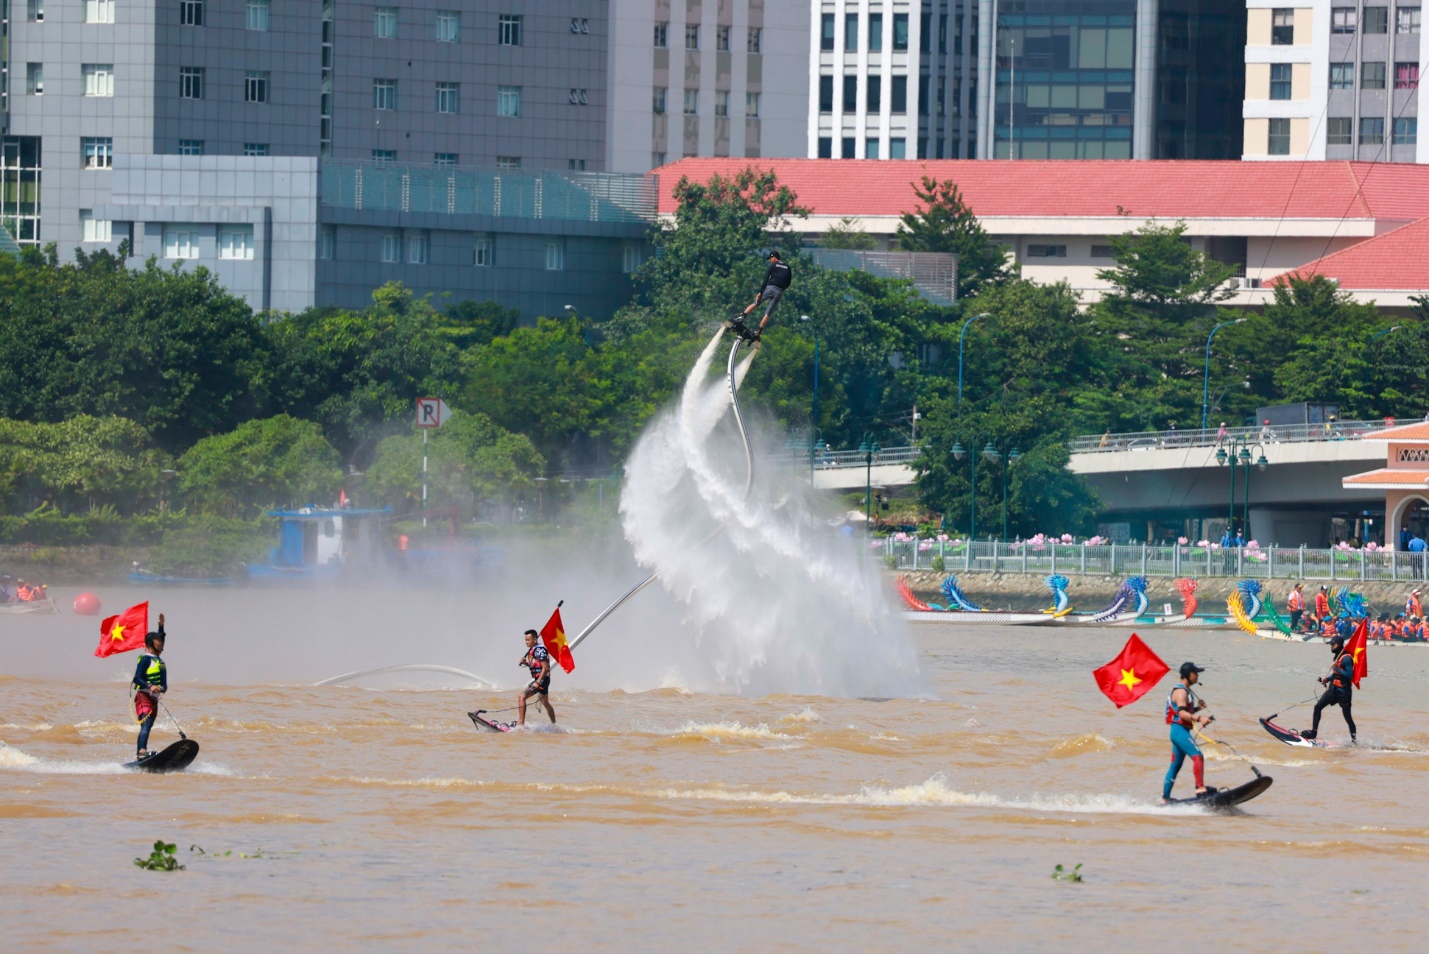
[1092, 633, 1169, 708]
[95, 601, 148, 658]
[539, 606, 575, 674]
[1345, 618, 1368, 689]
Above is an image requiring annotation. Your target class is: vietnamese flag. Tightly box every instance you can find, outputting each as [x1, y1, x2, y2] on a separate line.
[95, 601, 148, 658]
[1345, 618, 1368, 689]
[540, 607, 575, 674]
[1092, 633, 1170, 708]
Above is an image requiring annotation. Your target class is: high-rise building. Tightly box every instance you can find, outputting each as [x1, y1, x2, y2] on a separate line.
[976, 0, 1245, 159]
[808, 1, 980, 160]
[1241, 1, 1425, 163]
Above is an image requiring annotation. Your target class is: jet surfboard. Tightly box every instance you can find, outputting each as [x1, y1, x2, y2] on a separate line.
[124, 738, 200, 773]
[1164, 775, 1273, 811]
[468, 710, 512, 733]
[1260, 717, 1343, 748]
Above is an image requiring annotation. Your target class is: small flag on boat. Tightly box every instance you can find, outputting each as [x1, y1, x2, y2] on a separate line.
[95, 601, 149, 658]
[541, 606, 575, 674]
[1092, 633, 1169, 708]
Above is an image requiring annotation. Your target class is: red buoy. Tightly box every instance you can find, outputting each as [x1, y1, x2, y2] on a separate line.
[73, 592, 102, 616]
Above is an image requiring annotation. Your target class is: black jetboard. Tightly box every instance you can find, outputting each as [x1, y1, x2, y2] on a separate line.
[468, 710, 512, 733]
[1260, 717, 1342, 748]
[124, 739, 200, 773]
[1165, 775, 1273, 811]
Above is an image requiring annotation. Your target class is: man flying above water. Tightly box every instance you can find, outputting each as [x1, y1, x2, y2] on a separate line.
[725, 250, 792, 344]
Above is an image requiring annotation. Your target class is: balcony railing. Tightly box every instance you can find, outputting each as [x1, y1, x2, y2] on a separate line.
[1068, 419, 1388, 454]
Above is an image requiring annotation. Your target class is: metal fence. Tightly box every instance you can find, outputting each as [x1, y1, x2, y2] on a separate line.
[320, 160, 658, 224]
[808, 249, 957, 305]
[769, 445, 922, 470]
[882, 539, 1429, 583]
[1068, 419, 1387, 454]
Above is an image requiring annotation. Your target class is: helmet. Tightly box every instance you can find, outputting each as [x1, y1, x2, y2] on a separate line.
[1329, 634, 1345, 649]
[1178, 662, 1204, 678]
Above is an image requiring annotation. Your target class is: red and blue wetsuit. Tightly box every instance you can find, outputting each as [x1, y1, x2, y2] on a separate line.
[1163, 682, 1204, 800]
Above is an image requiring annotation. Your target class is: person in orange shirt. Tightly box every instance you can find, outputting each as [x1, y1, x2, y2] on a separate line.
[1407, 589, 1423, 618]
[1313, 586, 1331, 626]
[1287, 583, 1306, 631]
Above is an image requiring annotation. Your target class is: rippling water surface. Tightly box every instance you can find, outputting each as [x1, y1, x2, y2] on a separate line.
[4, 587, 1428, 951]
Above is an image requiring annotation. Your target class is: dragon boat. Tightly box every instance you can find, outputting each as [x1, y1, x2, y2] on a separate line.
[896, 576, 1063, 625]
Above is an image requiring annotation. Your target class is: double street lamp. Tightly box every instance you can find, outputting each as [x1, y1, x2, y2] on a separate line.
[858, 433, 880, 533]
[951, 439, 1020, 540]
[1215, 438, 1269, 540]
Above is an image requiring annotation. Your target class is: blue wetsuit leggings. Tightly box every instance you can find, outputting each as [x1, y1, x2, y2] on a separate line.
[1163, 723, 1204, 799]
[137, 711, 156, 753]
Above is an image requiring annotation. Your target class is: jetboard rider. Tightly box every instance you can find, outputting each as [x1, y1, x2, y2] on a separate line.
[517, 628, 556, 727]
[1302, 634, 1356, 744]
[1163, 662, 1213, 803]
[132, 614, 167, 759]
[732, 250, 792, 343]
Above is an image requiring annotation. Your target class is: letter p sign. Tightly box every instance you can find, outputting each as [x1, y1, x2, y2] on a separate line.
[415, 397, 450, 428]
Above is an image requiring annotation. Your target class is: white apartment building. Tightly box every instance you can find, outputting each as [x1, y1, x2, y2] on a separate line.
[607, 0, 810, 172]
[1243, 1, 1427, 162]
[807, 0, 980, 160]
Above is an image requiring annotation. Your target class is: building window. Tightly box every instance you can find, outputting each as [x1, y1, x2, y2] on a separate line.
[243, 142, 268, 156]
[653, 87, 667, 114]
[1394, 117, 1418, 145]
[246, 0, 268, 31]
[499, 14, 522, 46]
[82, 137, 113, 169]
[164, 226, 199, 259]
[1026, 244, 1068, 258]
[1331, 7, 1356, 33]
[889, 138, 906, 159]
[820, 13, 834, 51]
[1270, 63, 1292, 100]
[716, 25, 730, 51]
[374, 7, 397, 39]
[746, 92, 760, 118]
[654, 21, 668, 48]
[435, 82, 460, 114]
[26, 63, 43, 95]
[818, 76, 833, 112]
[1327, 117, 1353, 145]
[714, 90, 729, 117]
[381, 233, 400, 263]
[407, 232, 428, 264]
[25, 0, 43, 20]
[1268, 117, 1291, 154]
[1090, 244, 1115, 258]
[436, 11, 459, 41]
[651, 151, 666, 166]
[1359, 116, 1384, 144]
[841, 136, 855, 158]
[868, 13, 883, 52]
[685, 23, 699, 50]
[567, 158, 586, 171]
[219, 224, 254, 260]
[842, 75, 857, 112]
[865, 138, 880, 159]
[748, 27, 762, 53]
[85, 0, 114, 24]
[570, 17, 589, 34]
[497, 86, 521, 117]
[473, 237, 491, 266]
[622, 244, 641, 273]
[891, 75, 907, 113]
[495, 155, 520, 169]
[1399, 7, 1421, 33]
[178, 139, 204, 155]
[867, 75, 881, 112]
[245, 71, 269, 103]
[81, 210, 112, 243]
[1395, 62, 1420, 90]
[180, 0, 202, 25]
[320, 226, 335, 260]
[845, 13, 858, 51]
[372, 149, 397, 162]
[374, 79, 397, 110]
[1362, 62, 1386, 90]
[545, 242, 564, 271]
[179, 66, 203, 100]
[893, 12, 909, 51]
[683, 89, 698, 115]
[1363, 6, 1388, 33]
[1271, 9, 1294, 44]
[568, 88, 589, 105]
[1330, 63, 1355, 89]
[434, 152, 458, 166]
[817, 137, 832, 158]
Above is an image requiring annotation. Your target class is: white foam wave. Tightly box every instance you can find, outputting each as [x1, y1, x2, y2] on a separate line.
[672, 720, 781, 740]
[779, 707, 822, 724]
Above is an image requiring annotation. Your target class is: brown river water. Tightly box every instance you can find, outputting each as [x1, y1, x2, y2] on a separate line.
[3, 583, 1429, 951]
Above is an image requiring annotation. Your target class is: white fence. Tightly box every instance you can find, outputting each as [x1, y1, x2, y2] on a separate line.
[883, 539, 1427, 582]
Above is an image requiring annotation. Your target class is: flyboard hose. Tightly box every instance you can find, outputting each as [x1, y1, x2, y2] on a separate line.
[312, 664, 496, 688]
[568, 333, 755, 652]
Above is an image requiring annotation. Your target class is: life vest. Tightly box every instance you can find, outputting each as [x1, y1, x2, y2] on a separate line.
[1408, 596, 1423, 617]
[1329, 651, 1354, 690]
[16, 583, 34, 600]
[1165, 684, 1198, 726]
[133, 653, 165, 695]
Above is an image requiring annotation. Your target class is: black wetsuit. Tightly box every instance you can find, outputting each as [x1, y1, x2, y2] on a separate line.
[1308, 649, 1356, 741]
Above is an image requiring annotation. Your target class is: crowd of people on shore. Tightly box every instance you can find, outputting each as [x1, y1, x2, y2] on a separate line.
[0, 574, 49, 604]
[1285, 581, 1428, 642]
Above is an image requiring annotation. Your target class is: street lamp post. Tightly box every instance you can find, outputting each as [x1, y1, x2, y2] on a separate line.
[1202, 318, 1247, 432]
[957, 312, 992, 411]
[800, 315, 819, 427]
[981, 445, 1021, 540]
[858, 434, 880, 534]
[1370, 325, 1403, 346]
[1216, 438, 1269, 541]
[808, 429, 824, 487]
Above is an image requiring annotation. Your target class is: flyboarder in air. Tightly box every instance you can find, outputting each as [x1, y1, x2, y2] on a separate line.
[1301, 634, 1356, 744]
[725, 250, 792, 344]
[1163, 662, 1212, 804]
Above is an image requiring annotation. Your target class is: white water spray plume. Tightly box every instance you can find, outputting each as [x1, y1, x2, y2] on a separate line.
[620, 332, 926, 698]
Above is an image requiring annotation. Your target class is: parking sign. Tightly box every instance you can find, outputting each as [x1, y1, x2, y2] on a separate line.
[416, 397, 450, 428]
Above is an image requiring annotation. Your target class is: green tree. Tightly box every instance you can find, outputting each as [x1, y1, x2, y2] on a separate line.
[896, 177, 1012, 299]
[0, 416, 165, 513]
[819, 217, 878, 250]
[364, 412, 545, 514]
[177, 415, 343, 516]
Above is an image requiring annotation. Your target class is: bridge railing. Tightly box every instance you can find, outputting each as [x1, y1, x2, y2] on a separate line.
[883, 539, 1426, 583]
[769, 445, 922, 470]
[1067, 419, 1388, 454]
